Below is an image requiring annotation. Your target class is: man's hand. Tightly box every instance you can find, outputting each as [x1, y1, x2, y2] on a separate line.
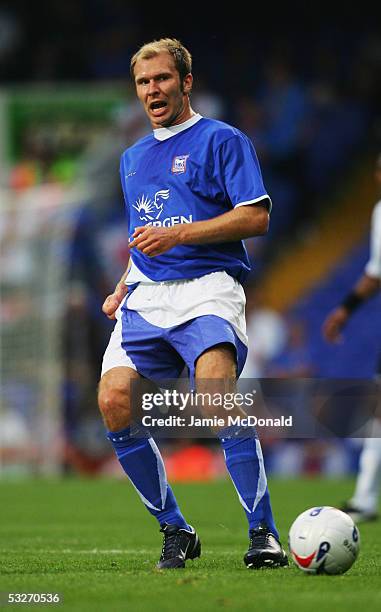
[129, 226, 180, 257]
[322, 306, 349, 343]
[102, 282, 128, 320]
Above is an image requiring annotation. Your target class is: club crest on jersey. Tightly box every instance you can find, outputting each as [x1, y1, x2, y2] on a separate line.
[172, 154, 189, 174]
[133, 189, 170, 222]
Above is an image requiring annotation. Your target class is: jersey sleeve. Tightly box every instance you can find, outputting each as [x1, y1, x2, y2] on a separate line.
[365, 202, 381, 279]
[216, 133, 272, 212]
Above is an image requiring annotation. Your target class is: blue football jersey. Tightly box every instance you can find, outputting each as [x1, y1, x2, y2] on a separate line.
[120, 114, 271, 283]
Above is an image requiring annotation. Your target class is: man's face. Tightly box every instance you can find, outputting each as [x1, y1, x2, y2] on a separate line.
[134, 51, 192, 129]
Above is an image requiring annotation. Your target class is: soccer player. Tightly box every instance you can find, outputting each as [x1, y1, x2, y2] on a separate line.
[322, 153, 381, 522]
[98, 38, 288, 569]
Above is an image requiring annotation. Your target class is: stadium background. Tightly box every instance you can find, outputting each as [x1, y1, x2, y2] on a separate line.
[1, 2, 381, 482]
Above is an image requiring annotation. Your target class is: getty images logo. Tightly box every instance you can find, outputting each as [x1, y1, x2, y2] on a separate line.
[133, 188, 193, 227]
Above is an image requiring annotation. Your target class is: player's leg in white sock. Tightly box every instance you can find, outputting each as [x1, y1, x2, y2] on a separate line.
[350, 420, 381, 512]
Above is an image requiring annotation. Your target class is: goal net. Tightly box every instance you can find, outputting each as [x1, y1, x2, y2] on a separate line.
[0, 183, 85, 476]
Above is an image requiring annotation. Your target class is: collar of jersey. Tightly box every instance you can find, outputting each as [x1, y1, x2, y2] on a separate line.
[153, 113, 203, 141]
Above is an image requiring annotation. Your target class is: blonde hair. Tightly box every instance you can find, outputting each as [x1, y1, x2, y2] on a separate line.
[130, 38, 192, 81]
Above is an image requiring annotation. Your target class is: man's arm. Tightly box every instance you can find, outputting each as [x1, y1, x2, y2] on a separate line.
[322, 274, 380, 343]
[128, 204, 269, 257]
[102, 259, 131, 320]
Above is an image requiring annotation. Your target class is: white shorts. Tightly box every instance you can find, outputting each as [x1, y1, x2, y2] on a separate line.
[101, 271, 248, 382]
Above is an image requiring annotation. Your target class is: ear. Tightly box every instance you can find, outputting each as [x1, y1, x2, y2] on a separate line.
[182, 73, 193, 95]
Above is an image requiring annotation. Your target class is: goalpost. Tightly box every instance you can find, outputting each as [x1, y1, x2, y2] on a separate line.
[0, 183, 86, 476]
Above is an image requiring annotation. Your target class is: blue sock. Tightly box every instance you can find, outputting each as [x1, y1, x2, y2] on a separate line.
[108, 427, 189, 529]
[219, 426, 279, 539]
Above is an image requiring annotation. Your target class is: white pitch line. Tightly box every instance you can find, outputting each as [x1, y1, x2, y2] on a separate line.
[0, 549, 149, 555]
[0, 549, 238, 555]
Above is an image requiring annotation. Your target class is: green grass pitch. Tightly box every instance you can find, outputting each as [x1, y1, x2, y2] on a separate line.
[1, 477, 381, 611]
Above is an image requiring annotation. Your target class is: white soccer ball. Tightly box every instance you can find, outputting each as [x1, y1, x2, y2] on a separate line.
[288, 506, 360, 574]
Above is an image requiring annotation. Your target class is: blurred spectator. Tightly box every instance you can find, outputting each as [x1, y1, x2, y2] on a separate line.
[234, 95, 290, 255]
[254, 55, 310, 164]
[0, 403, 39, 476]
[89, 26, 132, 80]
[305, 80, 369, 197]
[266, 317, 316, 378]
[263, 316, 318, 475]
[242, 286, 287, 378]
[0, 5, 21, 61]
[253, 55, 312, 231]
[192, 77, 226, 120]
